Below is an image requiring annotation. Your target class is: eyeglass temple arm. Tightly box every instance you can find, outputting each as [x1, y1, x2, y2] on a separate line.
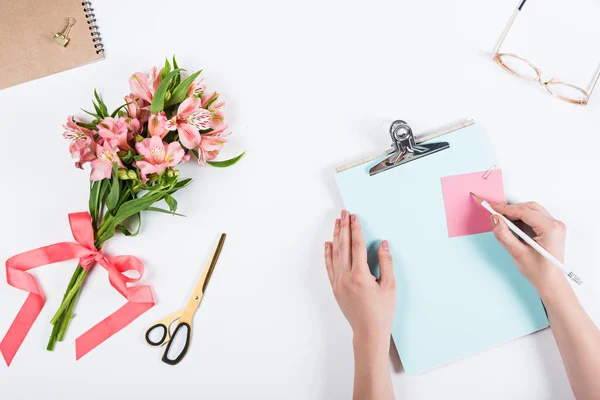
[494, 0, 527, 54]
[588, 65, 600, 97]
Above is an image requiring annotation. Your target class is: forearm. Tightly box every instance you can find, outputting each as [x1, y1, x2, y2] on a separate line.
[352, 334, 394, 400]
[540, 278, 600, 400]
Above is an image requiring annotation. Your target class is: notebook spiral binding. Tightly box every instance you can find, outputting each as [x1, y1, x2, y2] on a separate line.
[82, 1, 103, 54]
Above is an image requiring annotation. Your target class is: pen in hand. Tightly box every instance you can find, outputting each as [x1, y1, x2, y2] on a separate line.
[471, 193, 582, 286]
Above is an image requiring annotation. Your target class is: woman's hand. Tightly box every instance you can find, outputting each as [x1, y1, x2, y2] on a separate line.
[492, 201, 600, 400]
[324, 210, 396, 345]
[490, 202, 566, 296]
[325, 210, 396, 400]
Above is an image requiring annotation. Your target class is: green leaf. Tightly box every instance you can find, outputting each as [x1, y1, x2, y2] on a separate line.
[161, 58, 172, 80]
[96, 191, 165, 245]
[162, 178, 193, 196]
[172, 56, 181, 86]
[147, 206, 186, 217]
[94, 89, 109, 118]
[81, 108, 100, 119]
[164, 195, 178, 212]
[75, 121, 98, 130]
[133, 154, 145, 161]
[150, 68, 184, 113]
[92, 101, 103, 118]
[89, 180, 101, 222]
[175, 178, 193, 187]
[207, 151, 246, 168]
[98, 178, 109, 204]
[89, 179, 109, 226]
[165, 70, 202, 107]
[106, 163, 120, 212]
[110, 103, 129, 118]
[115, 213, 141, 236]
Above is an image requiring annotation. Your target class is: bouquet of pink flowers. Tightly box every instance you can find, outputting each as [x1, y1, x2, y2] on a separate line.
[46, 57, 243, 351]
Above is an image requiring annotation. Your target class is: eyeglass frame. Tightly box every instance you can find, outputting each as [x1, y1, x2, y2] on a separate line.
[493, 0, 600, 106]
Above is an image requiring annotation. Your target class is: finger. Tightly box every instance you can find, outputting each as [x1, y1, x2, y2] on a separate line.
[350, 214, 368, 272]
[339, 210, 352, 271]
[521, 201, 552, 218]
[490, 214, 529, 260]
[332, 218, 341, 279]
[324, 242, 334, 284]
[491, 203, 550, 235]
[378, 240, 395, 287]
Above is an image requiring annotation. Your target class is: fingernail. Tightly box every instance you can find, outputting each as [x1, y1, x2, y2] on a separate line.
[335, 219, 341, 228]
[324, 242, 329, 250]
[351, 214, 356, 223]
[341, 210, 347, 219]
[382, 240, 389, 251]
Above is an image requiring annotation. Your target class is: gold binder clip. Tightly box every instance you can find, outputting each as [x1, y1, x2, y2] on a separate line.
[53, 18, 76, 47]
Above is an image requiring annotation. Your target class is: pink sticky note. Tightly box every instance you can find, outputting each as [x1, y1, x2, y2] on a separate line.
[440, 169, 505, 238]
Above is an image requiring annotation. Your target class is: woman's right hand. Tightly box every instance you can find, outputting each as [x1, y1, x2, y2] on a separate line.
[490, 202, 567, 296]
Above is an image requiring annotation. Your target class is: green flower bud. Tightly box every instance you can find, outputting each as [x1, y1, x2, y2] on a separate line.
[117, 168, 130, 180]
[167, 169, 174, 178]
[148, 173, 159, 183]
[174, 170, 180, 177]
[127, 170, 138, 180]
[135, 134, 144, 142]
[117, 151, 128, 158]
[165, 90, 172, 102]
[133, 184, 142, 194]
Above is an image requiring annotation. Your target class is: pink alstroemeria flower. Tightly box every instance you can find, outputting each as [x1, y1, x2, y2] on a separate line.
[187, 76, 206, 98]
[90, 142, 123, 181]
[125, 94, 150, 124]
[165, 97, 212, 149]
[97, 117, 137, 151]
[201, 91, 226, 125]
[122, 116, 141, 136]
[148, 112, 168, 138]
[197, 136, 227, 166]
[195, 123, 230, 166]
[135, 136, 185, 182]
[63, 116, 96, 169]
[128, 67, 162, 104]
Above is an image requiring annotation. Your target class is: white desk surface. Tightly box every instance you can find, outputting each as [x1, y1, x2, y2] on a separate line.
[1, 0, 599, 398]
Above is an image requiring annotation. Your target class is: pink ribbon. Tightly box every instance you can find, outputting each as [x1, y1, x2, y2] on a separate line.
[0, 212, 154, 366]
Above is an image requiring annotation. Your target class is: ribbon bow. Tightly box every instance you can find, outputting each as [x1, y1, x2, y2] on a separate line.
[0, 212, 155, 366]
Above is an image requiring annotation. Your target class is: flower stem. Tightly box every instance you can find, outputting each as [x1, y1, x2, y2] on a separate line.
[46, 265, 83, 351]
[50, 267, 86, 325]
[57, 286, 81, 342]
[47, 314, 64, 351]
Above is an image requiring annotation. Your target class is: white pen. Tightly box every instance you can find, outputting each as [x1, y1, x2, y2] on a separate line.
[471, 193, 583, 286]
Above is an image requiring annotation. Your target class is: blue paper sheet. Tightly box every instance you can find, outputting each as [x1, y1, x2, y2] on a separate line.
[335, 123, 549, 374]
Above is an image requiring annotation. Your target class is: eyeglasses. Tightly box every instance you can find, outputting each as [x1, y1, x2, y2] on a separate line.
[494, 0, 600, 106]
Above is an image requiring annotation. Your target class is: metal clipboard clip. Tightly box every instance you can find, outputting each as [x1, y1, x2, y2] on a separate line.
[369, 120, 450, 176]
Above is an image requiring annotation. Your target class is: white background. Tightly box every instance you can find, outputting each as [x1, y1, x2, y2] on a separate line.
[1, 0, 599, 399]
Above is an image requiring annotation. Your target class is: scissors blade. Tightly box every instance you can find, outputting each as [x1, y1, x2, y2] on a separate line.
[185, 233, 227, 311]
[203, 234, 226, 292]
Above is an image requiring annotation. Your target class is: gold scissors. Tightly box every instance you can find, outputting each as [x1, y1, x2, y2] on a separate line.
[145, 234, 226, 365]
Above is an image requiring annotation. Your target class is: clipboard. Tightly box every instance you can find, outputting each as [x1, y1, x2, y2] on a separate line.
[335, 119, 549, 375]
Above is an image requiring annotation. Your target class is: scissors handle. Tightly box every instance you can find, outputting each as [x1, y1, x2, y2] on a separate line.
[144, 310, 183, 347]
[161, 321, 192, 366]
[145, 323, 168, 347]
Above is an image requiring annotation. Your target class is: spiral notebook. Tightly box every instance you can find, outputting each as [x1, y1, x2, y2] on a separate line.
[0, 0, 104, 90]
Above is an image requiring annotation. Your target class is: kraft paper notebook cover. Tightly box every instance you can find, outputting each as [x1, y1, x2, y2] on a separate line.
[335, 121, 549, 374]
[0, 0, 104, 90]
